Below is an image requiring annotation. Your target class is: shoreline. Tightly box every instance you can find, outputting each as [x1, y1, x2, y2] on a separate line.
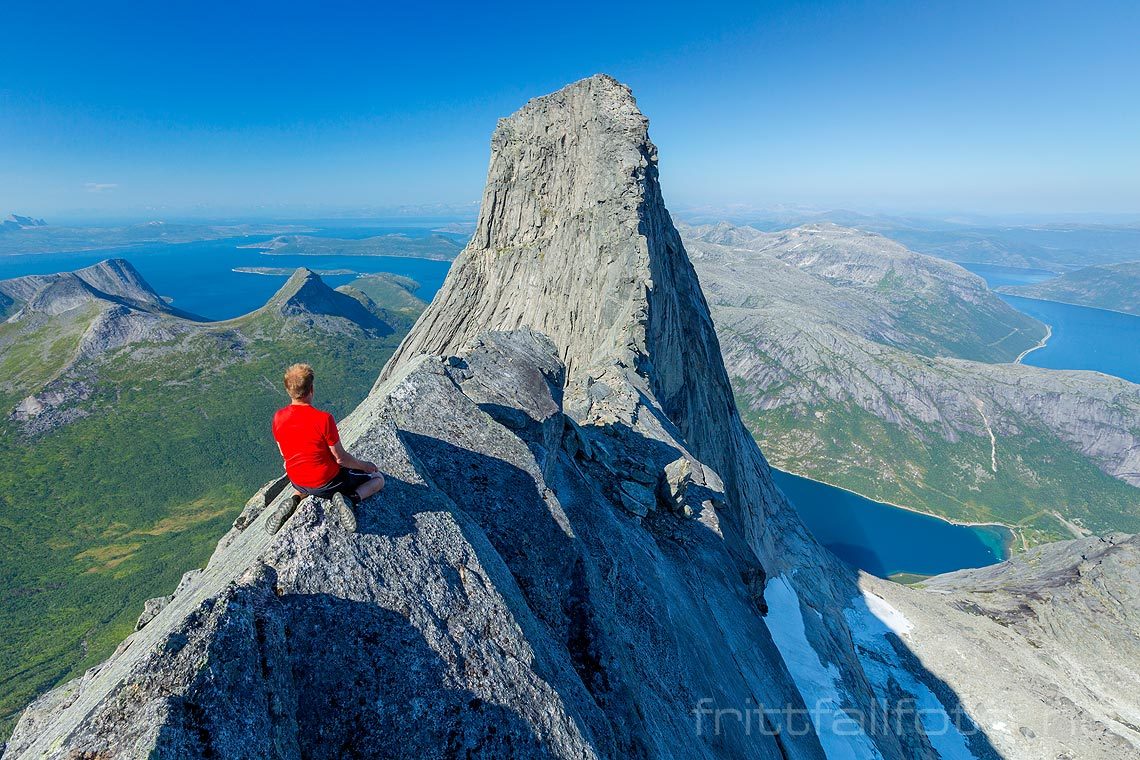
[771, 466, 1016, 559]
[1014, 322, 1052, 363]
[1001, 291, 1140, 320]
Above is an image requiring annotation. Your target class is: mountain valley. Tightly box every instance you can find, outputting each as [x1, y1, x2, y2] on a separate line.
[685, 222, 1140, 545]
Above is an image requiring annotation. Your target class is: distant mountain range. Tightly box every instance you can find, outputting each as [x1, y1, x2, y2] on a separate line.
[0, 215, 47, 232]
[685, 221, 1140, 546]
[676, 209, 1140, 271]
[0, 261, 424, 739]
[0, 221, 312, 256]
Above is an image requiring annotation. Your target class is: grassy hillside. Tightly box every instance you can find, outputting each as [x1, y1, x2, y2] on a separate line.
[735, 390, 1140, 547]
[0, 269, 424, 739]
[1000, 261, 1140, 316]
[688, 223, 1140, 549]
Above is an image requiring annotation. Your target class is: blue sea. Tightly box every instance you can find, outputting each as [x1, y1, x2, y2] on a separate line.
[772, 470, 1010, 578]
[0, 227, 457, 320]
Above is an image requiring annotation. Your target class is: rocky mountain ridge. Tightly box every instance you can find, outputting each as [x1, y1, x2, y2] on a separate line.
[686, 222, 1140, 542]
[0, 263, 417, 739]
[868, 533, 1140, 759]
[5, 73, 927, 760]
[0, 215, 47, 232]
[0, 259, 169, 317]
[4, 76, 1135, 760]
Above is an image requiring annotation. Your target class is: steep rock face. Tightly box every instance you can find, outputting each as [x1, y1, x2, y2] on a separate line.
[866, 534, 1140, 759]
[383, 75, 788, 570]
[5, 331, 823, 759]
[12, 77, 1046, 760]
[3, 76, 951, 759]
[382, 75, 926, 757]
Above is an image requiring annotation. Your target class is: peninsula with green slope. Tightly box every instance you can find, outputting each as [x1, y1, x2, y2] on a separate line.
[1000, 261, 1140, 316]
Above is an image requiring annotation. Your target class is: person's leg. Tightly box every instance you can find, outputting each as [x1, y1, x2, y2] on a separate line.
[266, 488, 307, 535]
[354, 473, 385, 502]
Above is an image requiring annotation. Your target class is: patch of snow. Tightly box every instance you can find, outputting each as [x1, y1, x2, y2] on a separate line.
[846, 592, 977, 760]
[861, 590, 914, 636]
[765, 576, 884, 760]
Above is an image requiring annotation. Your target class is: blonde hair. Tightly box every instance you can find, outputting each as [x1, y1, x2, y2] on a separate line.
[284, 363, 314, 400]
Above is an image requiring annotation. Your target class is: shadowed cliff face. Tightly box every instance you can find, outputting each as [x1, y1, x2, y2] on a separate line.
[381, 75, 797, 569]
[378, 75, 935, 758]
[5, 77, 998, 760]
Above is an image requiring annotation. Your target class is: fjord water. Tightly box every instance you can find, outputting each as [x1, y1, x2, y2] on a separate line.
[0, 229, 456, 320]
[772, 469, 1011, 578]
[962, 262, 1140, 384]
[1000, 294, 1140, 384]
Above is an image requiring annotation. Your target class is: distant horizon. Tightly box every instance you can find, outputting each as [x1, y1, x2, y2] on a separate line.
[3, 1, 1138, 219]
[10, 205, 1140, 230]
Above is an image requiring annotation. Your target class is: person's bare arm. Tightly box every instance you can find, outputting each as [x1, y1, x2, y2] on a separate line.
[330, 441, 378, 473]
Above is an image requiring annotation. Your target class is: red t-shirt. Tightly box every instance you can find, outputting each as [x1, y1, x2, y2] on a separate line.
[272, 404, 341, 488]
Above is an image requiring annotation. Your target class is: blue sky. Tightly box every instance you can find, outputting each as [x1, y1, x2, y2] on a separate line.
[2, 0, 1138, 219]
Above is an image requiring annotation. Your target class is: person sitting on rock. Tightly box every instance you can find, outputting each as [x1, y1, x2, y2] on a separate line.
[266, 362, 385, 534]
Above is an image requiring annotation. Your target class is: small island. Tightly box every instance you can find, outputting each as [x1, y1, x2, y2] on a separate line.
[239, 233, 464, 261]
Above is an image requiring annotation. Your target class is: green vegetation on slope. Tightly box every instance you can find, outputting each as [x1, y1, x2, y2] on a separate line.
[690, 222, 1140, 553]
[1000, 261, 1140, 316]
[888, 285, 1044, 363]
[339, 273, 430, 325]
[735, 391, 1140, 547]
[0, 276, 420, 740]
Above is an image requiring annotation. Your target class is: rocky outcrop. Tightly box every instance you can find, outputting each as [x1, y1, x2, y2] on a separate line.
[257, 267, 395, 335]
[5, 330, 824, 759]
[5, 75, 951, 760]
[866, 534, 1140, 759]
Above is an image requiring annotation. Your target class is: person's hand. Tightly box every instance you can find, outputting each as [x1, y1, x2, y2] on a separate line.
[362, 461, 379, 474]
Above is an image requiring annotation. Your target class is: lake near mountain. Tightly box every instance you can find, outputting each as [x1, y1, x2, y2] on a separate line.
[772, 470, 1011, 578]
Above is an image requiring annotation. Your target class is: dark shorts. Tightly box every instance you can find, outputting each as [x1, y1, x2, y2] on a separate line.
[293, 467, 372, 499]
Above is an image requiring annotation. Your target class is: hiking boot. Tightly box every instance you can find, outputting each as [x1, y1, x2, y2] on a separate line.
[265, 494, 303, 536]
[332, 492, 357, 533]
